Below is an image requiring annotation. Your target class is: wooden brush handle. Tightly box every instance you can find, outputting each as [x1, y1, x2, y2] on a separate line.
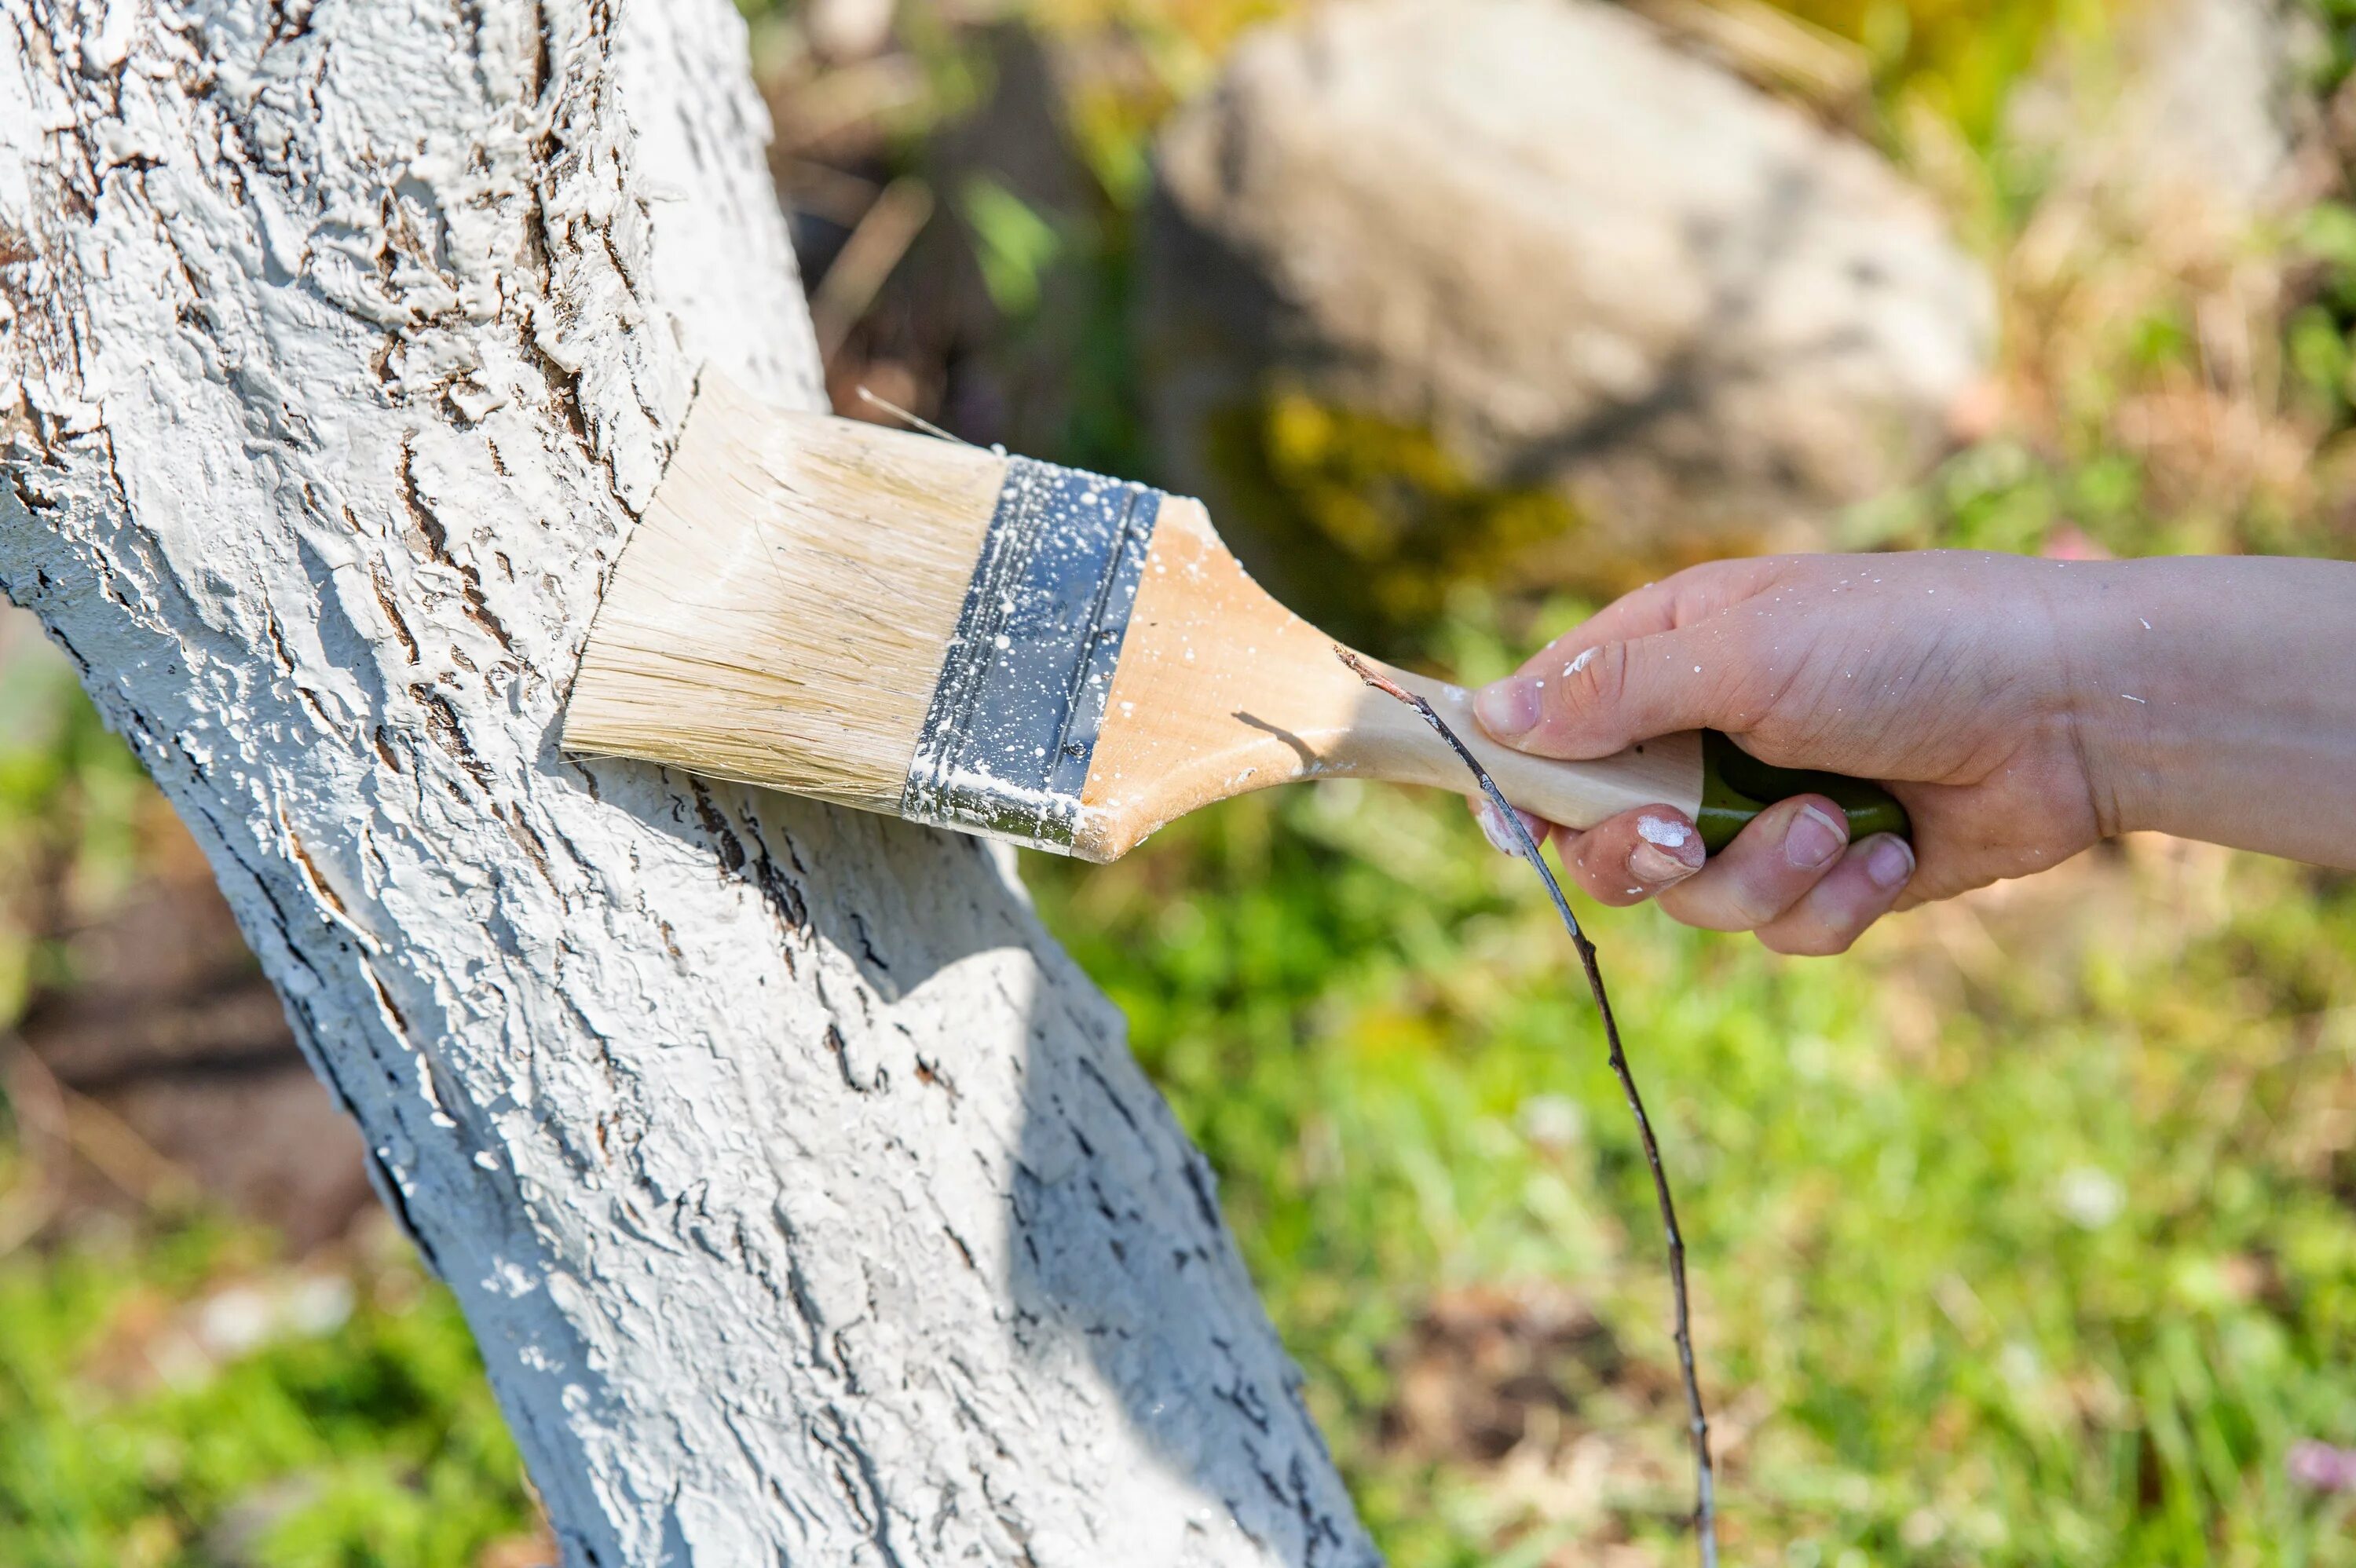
[1073, 496, 1908, 861]
[1319, 665, 1708, 826]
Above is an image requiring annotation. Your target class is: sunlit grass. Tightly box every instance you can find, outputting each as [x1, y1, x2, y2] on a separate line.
[7, 3, 2356, 1563]
[1026, 728, 2356, 1564]
[0, 1216, 533, 1568]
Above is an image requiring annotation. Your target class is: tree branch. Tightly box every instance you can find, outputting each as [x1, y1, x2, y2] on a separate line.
[1337, 649, 1716, 1566]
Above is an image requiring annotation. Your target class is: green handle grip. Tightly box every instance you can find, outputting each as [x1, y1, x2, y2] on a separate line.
[1696, 730, 1910, 854]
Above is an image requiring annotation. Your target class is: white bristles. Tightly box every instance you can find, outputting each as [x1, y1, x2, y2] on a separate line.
[563, 375, 1008, 810]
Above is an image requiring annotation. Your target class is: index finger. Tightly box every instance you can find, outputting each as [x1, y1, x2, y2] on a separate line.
[1517, 557, 1784, 682]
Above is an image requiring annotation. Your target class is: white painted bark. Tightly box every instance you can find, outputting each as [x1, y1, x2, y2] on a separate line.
[0, 4, 1375, 1565]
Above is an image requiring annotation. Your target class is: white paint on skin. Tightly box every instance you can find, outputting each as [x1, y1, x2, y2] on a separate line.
[0, 5, 1367, 1565]
[1476, 798, 1548, 856]
[1636, 815, 1692, 850]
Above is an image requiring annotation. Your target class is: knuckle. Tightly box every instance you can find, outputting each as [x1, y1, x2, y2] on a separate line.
[1762, 922, 1857, 958]
[1666, 579, 1725, 629]
[1554, 640, 1628, 722]
[1656, 880, 1754, 934]
[1727, 875, 1800, 931]
[1569, 840, 1650, 907]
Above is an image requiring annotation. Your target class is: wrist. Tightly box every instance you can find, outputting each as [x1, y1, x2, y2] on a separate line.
[2046, 558, 2167, 839]
[2047, 555, 2356, 864]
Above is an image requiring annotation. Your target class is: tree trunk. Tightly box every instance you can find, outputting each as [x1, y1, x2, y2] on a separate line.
[0, 4, 1374, 1563]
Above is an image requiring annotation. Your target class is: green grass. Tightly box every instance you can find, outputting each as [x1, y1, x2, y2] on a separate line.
[1023, 707, 2356, 1565]
[9, 3, 2356, 1562]
[9, 696, 2352, 1564]
[0, 1217, 533, 1568]
[0, 649, 532, 1568]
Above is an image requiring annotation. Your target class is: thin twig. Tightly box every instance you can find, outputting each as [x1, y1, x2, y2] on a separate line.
[1337, 648, 1718, 1567]
[856, 386, 971, 447]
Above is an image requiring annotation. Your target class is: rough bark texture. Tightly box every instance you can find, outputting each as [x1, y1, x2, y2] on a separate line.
[0, 4, 1373, 1564]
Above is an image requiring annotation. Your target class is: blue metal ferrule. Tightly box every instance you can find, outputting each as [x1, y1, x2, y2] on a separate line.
[898, 457, 1165, 853]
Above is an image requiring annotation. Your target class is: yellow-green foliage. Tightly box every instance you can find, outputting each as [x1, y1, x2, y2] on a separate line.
[1205, 388, 1584, 649]
[0, 645, 152, 1025]
[0, 1217, 534, 1568]
[1766, 0, 2126, 143]
[1010, 0, 1301, 205]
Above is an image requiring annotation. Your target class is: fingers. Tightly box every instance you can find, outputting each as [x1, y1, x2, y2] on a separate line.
[1654, 795, 1851, 931]
[1472, 798, 1708, 906]
[1553, 807, 1707, 907]
[1520, 558, 1780, 670]
[1463, 791, 1917, 952]
[1506, 560, 1787, 718]
[1476, 623, 1763, 760]
[1752, 834, 1917, 956]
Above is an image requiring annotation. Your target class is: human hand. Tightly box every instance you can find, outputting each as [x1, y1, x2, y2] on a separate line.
[1470, 551, 2107, 954]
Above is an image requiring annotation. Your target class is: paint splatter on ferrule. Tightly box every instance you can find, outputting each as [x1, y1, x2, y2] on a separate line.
[899, 456, 1163, 852]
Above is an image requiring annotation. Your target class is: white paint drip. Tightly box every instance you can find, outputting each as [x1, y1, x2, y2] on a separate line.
[1636, 815, 1692, 850]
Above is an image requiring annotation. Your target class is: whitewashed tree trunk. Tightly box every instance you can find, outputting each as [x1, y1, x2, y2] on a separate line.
[0, 3, 1374, 1564]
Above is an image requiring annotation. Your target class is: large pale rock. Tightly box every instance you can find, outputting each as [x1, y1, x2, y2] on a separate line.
[2010, 0, 2327, 232]
[1146, 0, 1996, 582]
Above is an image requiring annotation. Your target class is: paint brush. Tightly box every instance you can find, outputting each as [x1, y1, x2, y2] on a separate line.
[562, 375, 1908, 863]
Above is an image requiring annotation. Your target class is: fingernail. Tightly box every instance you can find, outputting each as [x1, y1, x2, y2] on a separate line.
[1864, 834, 1916, 891]
[1632, 813, 1704, 880]
[1475, 798, 1546, 856]
[1785, 804, 1847, 870]
[1629, 843, 1695, 886]
[1474, 678, 1542, 740]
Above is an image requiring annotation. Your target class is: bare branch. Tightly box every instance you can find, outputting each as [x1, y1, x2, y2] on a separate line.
[1337, 648, 1717, 1566]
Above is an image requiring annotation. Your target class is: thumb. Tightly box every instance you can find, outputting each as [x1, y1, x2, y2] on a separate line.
[1472, 627, 1751, 759]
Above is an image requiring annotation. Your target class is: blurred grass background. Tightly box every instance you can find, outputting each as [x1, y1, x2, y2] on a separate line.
[8, 1, 2356, 1564]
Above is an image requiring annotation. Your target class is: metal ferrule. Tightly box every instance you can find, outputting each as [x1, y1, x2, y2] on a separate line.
[899, 456, 1165, 853]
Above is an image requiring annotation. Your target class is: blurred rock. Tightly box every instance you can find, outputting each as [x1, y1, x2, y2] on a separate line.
[1146, 0, 1995, 598]
[2012, 0, 2328, 232]
[2002, 0, 2330, 528]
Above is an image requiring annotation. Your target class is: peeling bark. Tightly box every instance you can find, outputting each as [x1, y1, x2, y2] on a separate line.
[0, 2, 1374, 1563]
